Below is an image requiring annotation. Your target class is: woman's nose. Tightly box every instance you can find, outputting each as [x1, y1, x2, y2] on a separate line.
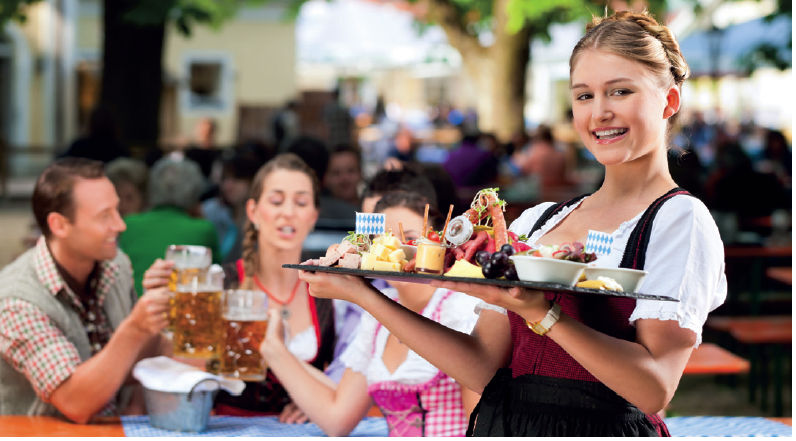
[592, 96, 613, 122]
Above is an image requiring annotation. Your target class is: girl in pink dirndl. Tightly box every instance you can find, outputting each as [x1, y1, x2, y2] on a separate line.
[260, 191, 480, 436]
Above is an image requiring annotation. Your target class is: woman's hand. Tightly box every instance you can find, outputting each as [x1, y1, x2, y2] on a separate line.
[429, 280, 550, 322]
[142, 259, 174, 291]
[260, 309, 288, 360]
[298, 263, 372, 304]
[279, 402, 310, 424]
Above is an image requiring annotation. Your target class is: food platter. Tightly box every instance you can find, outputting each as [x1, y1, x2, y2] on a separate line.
[282, 264, 679, 302]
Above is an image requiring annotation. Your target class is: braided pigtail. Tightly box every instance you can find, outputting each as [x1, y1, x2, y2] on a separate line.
[240, 220, 259, 290]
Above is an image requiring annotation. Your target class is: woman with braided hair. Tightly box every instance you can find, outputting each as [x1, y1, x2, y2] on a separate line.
[298, 10, 726, 436]
[143, 153, 338, 420]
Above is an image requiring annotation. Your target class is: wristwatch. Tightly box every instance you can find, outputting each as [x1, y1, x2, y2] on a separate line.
[525, 302, 562, 336]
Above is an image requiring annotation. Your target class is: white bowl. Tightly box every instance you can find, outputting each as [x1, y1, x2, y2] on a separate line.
[583, 267, 648, 293]
[400, 244, 417, 261]
[510, 255, 587, 286]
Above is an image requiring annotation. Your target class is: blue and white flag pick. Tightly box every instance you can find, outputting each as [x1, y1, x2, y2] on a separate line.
[585, 230, 614, 256]
[355, 212, 386, 235]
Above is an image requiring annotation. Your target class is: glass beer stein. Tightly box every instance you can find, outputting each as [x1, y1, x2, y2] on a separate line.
[172, 264, 225, 359]
[165, 245, 212, 333]
[220, 290, 269, 382]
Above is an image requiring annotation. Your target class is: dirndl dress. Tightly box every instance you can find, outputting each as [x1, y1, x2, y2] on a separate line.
[468, 188, 692, 437]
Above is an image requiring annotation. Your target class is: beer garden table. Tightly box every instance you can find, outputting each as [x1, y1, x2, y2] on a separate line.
[0, 415, 791, 436]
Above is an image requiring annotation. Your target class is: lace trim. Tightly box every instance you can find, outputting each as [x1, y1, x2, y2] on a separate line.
[340, 349, 371, 375]
[474, 301, 507, 316]
[628, 310, 703, 348]
[527, 199, 585, 245]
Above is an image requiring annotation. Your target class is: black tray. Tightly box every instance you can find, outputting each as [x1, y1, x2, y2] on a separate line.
[282, 264, 678, 302]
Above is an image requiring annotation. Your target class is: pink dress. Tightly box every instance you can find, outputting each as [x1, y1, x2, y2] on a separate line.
[341, 288, 478, 437]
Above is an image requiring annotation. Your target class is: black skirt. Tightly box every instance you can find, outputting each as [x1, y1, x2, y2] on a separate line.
[468, 369, 669, 437]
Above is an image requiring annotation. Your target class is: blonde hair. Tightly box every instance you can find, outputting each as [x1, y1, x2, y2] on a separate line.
[570, 10, 690, 131]
[239, 153, 321, 288]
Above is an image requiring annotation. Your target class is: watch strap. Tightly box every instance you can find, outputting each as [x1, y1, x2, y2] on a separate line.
[526, 302, 562, 336]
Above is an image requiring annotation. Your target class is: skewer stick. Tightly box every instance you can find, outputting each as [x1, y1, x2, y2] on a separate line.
[440, 204, 454, 244]
[422, 204, 429, 239]
[398, 222, 406, 244]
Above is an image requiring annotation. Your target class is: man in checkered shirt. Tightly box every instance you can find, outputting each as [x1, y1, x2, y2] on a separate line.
[0, 158, 172, 422]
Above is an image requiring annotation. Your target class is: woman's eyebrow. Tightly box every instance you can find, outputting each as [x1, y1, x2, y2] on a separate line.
[571, 78, 633, 90]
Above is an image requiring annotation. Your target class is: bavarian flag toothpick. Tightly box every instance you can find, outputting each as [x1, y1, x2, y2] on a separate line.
[355, 212, 386, 235]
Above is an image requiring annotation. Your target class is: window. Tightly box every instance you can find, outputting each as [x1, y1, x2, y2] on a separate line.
[181, 53, 233, 114]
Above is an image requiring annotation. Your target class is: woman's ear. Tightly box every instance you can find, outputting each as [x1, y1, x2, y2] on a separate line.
[245, 198, 258, 225]
[663, 86, 681, 120]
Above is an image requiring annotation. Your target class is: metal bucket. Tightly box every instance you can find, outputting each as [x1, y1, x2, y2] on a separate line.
[143, 378, 219, 433]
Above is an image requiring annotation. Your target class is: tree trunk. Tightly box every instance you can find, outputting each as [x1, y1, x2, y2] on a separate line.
[426, 0, 531, 143]
[100, 0, 166, 152]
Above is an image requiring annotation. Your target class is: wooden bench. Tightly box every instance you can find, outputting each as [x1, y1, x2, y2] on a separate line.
[683, 343, 750, 375]
[726, 319, 792, 418]
[766, 267, 792, 286]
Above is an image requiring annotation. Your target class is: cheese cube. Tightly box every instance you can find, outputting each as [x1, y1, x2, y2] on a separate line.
[371, 244, 391, 261]
[373, 260, 402, 272]
[360, 253, 377, 271]
[388, 249, 406, 263]
[381, 236, 401, 251]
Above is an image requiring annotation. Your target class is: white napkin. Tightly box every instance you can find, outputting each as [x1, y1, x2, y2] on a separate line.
[133, 356, 245, 396]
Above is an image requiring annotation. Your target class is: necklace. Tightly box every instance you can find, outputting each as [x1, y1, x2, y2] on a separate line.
[253, 275, 301, 320]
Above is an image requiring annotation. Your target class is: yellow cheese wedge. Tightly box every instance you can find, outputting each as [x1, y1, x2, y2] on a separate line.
[444, 259, 485, 278]
[381, 236, 401, 251]
[373, 260, 402, 272]
[388, 249, 406, 263]
[360, 253, 377, 271]
[371, 244, 391, 261]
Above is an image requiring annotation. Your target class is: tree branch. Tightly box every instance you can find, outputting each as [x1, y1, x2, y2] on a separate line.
[423, 0, 488, 63]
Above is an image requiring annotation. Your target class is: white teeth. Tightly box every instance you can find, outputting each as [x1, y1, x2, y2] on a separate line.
[594, 128, 627, 138]
[279, 227, 295, 233]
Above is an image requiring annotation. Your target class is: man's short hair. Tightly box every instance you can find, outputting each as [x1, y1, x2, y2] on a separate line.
[363, 168, 438, 208]
[32, 157, 106, 238]
[148, 157, 206, 211]
[329, 143, 362, 170]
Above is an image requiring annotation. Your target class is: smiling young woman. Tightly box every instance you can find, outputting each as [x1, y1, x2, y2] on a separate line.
[297, 10, 727, 437]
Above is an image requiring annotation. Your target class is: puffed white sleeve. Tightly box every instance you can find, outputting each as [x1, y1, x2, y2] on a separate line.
[439, 292, 482, 334]
[474, 202, 557, 316]
[628, 196, 727, 347]
[338, 312, 378, 375]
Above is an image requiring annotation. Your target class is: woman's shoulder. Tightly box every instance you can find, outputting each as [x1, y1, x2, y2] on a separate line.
[654, 193, 715, 226]
[508, 201, 558, 234]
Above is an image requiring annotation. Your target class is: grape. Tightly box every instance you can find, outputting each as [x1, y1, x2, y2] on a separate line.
[504, 265, 519, 281]
[500, 244, 516, 256]
[482, 262, 502, 279]
[475, 250, 491, 267]
[490, 252, 509, 270]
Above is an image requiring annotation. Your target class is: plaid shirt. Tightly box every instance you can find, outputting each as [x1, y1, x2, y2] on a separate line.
[0, 237, 122, 416]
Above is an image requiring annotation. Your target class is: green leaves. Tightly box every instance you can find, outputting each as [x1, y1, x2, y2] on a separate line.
[0, 0, 42, 24]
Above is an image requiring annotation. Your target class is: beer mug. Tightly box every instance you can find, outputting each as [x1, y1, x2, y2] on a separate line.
[220, 290, 269, 382]
[172, 264, 224, 359]
[165, 245, 212, 333]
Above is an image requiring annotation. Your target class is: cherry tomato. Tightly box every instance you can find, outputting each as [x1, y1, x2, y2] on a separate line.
[427, 231, 440, 243]
[406, 239, 417, 246]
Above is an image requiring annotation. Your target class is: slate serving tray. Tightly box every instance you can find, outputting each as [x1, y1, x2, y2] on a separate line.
[282, 264, 678, 302]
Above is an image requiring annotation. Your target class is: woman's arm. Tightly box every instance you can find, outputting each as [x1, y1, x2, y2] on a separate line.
[430, 279, 694, 415]
[459, 383, 481, 420]
[260, 310, 373, 437]
[298, 270, 513, 394]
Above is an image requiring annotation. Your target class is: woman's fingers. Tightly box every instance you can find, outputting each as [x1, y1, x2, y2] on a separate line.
[279, 402, 307, 424]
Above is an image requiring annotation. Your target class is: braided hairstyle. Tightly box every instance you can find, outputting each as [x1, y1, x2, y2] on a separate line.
[240, 153, 321, 289]
[570, 10, 690, 141]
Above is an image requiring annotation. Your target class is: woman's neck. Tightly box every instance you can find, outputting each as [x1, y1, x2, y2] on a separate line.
[254, 242, 303, 300]
[395, 283, 436, 314]
[596, 149, 676, 204]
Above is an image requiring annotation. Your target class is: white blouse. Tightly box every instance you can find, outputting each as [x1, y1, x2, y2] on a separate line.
[341, 288, 480, 385]
[476, 195, 727, 347]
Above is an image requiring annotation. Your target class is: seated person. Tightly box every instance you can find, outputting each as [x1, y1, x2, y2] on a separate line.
[105, 158, 149, 218]
[142, 154, 340, 419]
[259, 191, 481, 436]
[323, 143, 363, 209]
[0, 158, 171, 421]
[118, 157, 221, 296]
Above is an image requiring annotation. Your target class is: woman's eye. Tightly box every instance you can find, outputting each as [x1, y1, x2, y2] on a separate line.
[269, 198, 283, 205]
[575, 93, 592, 101]
[612, 89, 633, 96]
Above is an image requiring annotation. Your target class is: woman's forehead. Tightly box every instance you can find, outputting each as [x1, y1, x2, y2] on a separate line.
[571, 50, 650, 83]
[262, 169, 313, 192]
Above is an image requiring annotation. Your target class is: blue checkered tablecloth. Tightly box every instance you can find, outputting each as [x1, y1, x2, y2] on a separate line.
[665, 416, 792, 437]
[121, 415, 388, 437]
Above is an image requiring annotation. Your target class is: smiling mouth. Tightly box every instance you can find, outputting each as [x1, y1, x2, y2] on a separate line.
[593, 128, 628, 140]
[279, 226, 296, 234]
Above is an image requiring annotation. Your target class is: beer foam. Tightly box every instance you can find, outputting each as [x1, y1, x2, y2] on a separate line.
[223, 311, 269, 321]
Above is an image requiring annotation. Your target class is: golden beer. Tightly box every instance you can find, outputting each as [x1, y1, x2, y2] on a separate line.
[220, 317, 269, 381]
[172, 288, 224, 359]
[167, 267, 205, 332]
